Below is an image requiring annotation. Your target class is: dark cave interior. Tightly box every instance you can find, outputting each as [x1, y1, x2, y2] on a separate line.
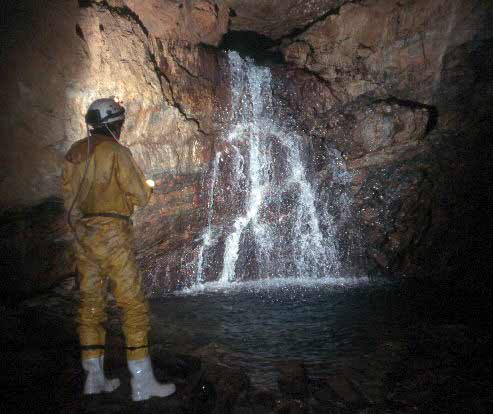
[0, 1, 492, 413]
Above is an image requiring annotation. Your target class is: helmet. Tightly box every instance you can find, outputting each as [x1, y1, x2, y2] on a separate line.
[85, 97, 125, 127]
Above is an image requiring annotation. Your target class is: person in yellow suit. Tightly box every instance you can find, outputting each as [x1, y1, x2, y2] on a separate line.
[62, 97, 175, 401]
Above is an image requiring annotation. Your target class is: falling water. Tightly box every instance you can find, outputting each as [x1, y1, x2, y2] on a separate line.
[195, 151, 221, 284]
[193, 51, 348, 289]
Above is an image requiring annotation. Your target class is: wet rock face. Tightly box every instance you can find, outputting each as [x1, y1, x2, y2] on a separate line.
[133, 174, 205, 293]
[0, 0, 491, 294]
[332, 102, 430, 165]
[271, 0, 491, 279]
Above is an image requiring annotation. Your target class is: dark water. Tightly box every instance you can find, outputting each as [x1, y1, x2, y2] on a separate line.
[5, 277, 489, 413]
[149, 279, 475, 390]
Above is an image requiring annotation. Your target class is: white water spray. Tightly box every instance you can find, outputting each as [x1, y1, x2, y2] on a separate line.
[195, 151, 221, 284]
[194, 51, 345, 289]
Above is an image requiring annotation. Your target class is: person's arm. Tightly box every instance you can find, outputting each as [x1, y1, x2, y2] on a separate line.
[116, 146, 152, 208]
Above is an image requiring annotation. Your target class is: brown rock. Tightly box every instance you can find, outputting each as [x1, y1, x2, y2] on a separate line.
[316, 101, 431, 169]
[0, 1, 218, 209]
[1, 0, 489, 293]
[226, 0, 347, 40]
[153, 38, 226, 136]
[0, 1, 230, 295]
[283, 42, 311, 67]
[351, 103, 429, 154]
[122, 0, 229, 46]
[282, 0, 488, 106]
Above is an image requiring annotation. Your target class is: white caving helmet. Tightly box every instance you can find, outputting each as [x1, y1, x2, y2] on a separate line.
[85, 96, 125, 128]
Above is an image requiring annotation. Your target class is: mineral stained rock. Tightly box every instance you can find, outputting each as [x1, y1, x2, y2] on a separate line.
[272, 0, 491, 278]
[225, 0, 348, 39]
[0, 1, 227, 294]
[281, 0, 490, 110]
[0, 0, 490, 295]
[0, 1, 217, 209]
[121, 0, 230, 46]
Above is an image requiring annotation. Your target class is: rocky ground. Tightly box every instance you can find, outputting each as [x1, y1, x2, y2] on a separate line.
[1, 283, 491, 414]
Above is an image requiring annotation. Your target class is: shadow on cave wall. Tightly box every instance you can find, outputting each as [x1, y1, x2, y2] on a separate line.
[422, 37, 493, 294]
[0, 199, 73, 304]
[0, 1, 87, 303]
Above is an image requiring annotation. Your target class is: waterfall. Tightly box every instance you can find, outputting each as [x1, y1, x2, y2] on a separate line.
[192, 51, 346, 289]
[195, 151, 221, 284]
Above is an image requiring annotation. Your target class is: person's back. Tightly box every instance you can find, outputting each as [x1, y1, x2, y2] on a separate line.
[63, 134, 150, 219]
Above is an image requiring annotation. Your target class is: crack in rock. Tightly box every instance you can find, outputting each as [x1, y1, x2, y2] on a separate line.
[280, 0, 363, 41]
[161, 70, 208, 135]
[86, 0, 207, 135]
[168, 47, 202, 80]
[373, 97, 438, 135]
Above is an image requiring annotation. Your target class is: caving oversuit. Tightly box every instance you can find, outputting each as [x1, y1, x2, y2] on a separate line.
[62, 134, 152, 362]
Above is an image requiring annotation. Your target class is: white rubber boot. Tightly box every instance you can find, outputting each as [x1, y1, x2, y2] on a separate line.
[128, 357, 176, 401]
[82, 356, 121, 395]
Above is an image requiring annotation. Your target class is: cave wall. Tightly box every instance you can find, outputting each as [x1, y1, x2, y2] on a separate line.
[0, 0, 230, 295]
[272, 0, 492, 280]
[0, 0, 491, 296]
[0, 0, 231, 209]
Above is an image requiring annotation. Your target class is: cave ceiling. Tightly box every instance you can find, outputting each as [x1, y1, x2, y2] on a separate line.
[115, 0, 350, 44]
[223, 0, 348, 39]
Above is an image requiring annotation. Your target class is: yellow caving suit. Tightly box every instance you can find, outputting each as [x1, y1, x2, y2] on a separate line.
[62, 134, 152, 361]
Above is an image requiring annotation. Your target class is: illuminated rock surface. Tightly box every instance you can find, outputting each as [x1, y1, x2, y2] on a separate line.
[1, 3, 491, 413]
[0, 0, 491, 295]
